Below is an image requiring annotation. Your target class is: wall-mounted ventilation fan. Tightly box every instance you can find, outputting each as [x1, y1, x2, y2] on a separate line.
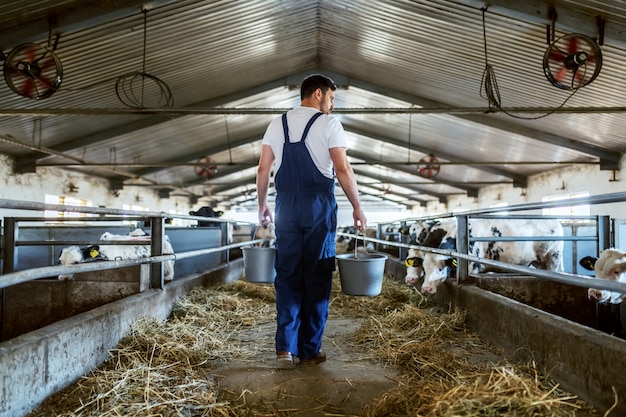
[543, 33, 602, 90]
[195, 157, 218, 179]
[417, 154, 440, 179]
[2, 43, 63, 99]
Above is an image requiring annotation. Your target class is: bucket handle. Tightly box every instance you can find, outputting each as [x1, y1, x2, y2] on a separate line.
[354, 231, 368, 259]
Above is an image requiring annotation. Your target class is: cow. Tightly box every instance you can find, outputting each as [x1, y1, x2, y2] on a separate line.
[579, 249, 626, 304]
[409, 218, 564, 294]
[58, 229, 175, 282]
[189, 206, 224, 227]
[380, 225, 411, 256]
[404, 219, 455, 285]
[408, 219, 454, 247]
[254, 223, 276, 247]
[346, 227, 376, 253]
[336, 226, 356, 253]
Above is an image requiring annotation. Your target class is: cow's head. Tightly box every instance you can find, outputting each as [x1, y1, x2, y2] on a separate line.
[421, 255, 457, 295]
[255, 223, 276, 247]
[408, 222, 429, 245]
[579, 249, 626, 304]
[58, 245, 106, 280]
[404, 248, 425, 285]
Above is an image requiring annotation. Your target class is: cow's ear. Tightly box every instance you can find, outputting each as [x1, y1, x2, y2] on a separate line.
[445, 257, 457, 268]
[579, 256, 598, 271]
[86, 245, 100, 259]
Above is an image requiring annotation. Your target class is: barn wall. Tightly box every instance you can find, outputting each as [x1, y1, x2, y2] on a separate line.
[1, 153, 625, 222]
[419, 157, 626, 218]
[0, 154, 194, 218]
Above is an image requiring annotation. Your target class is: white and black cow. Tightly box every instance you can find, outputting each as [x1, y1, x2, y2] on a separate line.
[190, 206, 224, 227]
[336, 226, 355, 253]
[408, 219, 453, 247]
[346, 227, 376, 253]
[405, 219, 456, 285]
[380, 225, 411, 255]
[579, 249, 626, 304]
[58, 229, 175, 282]
[254, 223, 276, 247]
[407, 218, 564, 294]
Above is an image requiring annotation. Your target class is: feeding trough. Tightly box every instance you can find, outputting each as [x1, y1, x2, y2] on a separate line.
[242, 246, 276, 284]
[336, 252, 387, 296]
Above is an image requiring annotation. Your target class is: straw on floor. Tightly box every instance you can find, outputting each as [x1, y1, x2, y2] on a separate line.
[28, 275, 605, 417]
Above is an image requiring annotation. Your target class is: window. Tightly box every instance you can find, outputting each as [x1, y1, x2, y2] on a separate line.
[122, 203, 148, 225]
[542, 192, 590, 216]
[44, 194, 92, 221]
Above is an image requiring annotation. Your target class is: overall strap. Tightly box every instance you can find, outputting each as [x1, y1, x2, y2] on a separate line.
[300, 112, 323, 143]
[281, 112, 323, 144]
[281, 113, 290, 144]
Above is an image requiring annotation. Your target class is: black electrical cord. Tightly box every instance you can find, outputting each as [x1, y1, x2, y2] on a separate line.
[115, 8, 174, 109]
[479, 7, 581, 120]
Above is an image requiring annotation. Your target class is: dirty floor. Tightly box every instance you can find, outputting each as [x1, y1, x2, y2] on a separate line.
[214, 318, 401, 416]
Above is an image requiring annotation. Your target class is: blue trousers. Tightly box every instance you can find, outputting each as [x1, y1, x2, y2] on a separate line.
[274, 191, 336, 358]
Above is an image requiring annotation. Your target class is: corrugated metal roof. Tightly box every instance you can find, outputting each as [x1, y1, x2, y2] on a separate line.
[0, 0, 625, 212]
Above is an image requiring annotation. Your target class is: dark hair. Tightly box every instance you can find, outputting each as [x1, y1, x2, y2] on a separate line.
[300, 74, 337, 100]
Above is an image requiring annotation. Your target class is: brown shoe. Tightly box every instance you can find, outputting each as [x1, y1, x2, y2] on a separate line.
[299, 350, 327, 366]
[276, 351, 296, 370]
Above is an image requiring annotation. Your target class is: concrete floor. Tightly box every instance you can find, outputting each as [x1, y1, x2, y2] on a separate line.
[214, 318, 401, 416]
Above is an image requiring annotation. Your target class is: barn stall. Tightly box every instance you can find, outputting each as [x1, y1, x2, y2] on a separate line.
[2, 197, 626, 416]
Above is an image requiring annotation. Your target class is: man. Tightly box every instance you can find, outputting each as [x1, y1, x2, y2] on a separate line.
[256, 74, 367, 369]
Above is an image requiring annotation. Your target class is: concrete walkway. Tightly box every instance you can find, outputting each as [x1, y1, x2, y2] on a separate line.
[214, 319, 401, 416]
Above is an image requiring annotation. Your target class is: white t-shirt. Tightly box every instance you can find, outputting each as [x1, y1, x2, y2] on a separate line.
[262, 106, 346, 179]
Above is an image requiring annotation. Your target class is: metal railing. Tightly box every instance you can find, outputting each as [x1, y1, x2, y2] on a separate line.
[0, 239, 263, 290]
[0, 198, 258, 290]
[337, 231, 626, 295]
[343, 191, 626, 297]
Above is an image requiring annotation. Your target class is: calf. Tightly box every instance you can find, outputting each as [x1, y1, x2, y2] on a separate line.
[254, 223, 276, 247]
[336, 226, 355, 253]
[417, 218, 564, 294]
[189, 206, 224, 227]
[579, 249, 626, 304]
[404, 219, 455, 284]
[58, 229, 175, 282]
[346, 227, 376, 253]
[408, 219, 453, 247]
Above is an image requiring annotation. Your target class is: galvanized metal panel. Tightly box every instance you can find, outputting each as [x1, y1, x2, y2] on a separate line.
[0, 0, 625, 211]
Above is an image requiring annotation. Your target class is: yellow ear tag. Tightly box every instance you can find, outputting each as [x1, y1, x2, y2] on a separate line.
[405, 259, 414, 267]
[90, 249, 99, 258]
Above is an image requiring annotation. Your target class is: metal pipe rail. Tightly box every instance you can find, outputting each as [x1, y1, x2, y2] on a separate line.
[469, 236, 596, 242]
[0, 239, 263, 290]
[0, 198, 256, 227]
[337, 232, 626, 295]
[394, 192, 626, 223]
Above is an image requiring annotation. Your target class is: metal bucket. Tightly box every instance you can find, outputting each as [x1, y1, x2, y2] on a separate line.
[242, 246, 276, 284]
[336, 253, 387, 296]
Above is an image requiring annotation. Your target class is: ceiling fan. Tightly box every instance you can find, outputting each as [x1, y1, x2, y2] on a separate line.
[1, 42, 63, 99]
[543, 33, 602, 90]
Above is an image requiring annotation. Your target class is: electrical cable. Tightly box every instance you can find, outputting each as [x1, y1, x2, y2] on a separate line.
[479, 7, 581, 120]
[115, 8, 173, 109]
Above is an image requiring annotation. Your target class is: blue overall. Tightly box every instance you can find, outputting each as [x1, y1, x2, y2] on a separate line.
[274, 111, 338, 359]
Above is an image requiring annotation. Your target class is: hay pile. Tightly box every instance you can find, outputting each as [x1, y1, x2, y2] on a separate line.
[29, 282, 275, 417]
[333, 281, 603, 416]
[29, 276, 604, 417]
